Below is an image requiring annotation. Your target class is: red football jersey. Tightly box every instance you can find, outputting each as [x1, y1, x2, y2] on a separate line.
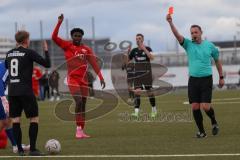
[32, 66, 42, 96]
[52, 21, 104, 84]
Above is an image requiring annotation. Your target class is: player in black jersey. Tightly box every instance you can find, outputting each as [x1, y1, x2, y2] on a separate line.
[5, 30, 50, 156]
[127, 34, 157, 118]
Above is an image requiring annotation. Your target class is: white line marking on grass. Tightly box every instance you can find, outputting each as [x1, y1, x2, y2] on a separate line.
[183, 98, 240, 105]
[213, 101, 240, 104]
[158, 98, 240, 105]
[212, 97, 240, 101]
[183, 101, 189, 105]
[183, 101, 240, 105]
[1, 153, 240, 158]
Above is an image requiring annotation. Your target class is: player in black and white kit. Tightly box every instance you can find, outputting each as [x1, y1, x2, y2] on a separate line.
[5, 31, 50, 156]
[128, 34, 157, 118]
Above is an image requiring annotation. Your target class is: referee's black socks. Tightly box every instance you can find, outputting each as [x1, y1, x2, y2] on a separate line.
[12, 123, 24, 152]
[193, 109, 205, 133]
[29, 122, 38, 151]
[205, 107, 217, 125]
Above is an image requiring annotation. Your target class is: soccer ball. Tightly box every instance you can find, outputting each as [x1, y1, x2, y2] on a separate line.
[45, 139, 61, 154]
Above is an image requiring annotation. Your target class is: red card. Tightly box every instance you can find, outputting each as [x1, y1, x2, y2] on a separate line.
[168, 6, 174, 15]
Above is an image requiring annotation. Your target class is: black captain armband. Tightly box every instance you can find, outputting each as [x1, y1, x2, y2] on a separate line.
[220, 76, 224, 79]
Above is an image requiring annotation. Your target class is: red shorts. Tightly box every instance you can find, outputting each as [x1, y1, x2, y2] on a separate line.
[32, 84, 39, 97]
[67, 77, 89, 97]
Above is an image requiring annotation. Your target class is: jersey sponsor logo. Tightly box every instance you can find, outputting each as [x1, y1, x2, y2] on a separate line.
[77, 54, 85, 60]
[136, 57, 146, 61]
[8, 52, 25, 57]
[81, 48, 87, 54]
[74, 51, 86, 60]
[10, 79, 20, 83]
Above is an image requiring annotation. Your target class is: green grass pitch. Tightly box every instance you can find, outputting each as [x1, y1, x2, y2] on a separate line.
[0, 89, 240, 160]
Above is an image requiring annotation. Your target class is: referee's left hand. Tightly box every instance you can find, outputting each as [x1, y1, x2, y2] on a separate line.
[219, 79, 225, 88]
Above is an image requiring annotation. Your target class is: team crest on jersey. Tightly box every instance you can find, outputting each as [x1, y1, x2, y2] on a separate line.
[81, 48, 87, 54]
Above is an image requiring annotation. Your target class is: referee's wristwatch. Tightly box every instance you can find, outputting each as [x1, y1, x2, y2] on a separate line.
[220, 76, 224, 79]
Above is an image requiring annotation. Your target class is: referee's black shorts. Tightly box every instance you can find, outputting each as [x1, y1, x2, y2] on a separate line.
[188, 75, 213, 104]
[9, 95, 39, 118]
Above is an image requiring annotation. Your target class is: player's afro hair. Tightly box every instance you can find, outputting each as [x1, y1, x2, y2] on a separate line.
[70, 28, 84, 36]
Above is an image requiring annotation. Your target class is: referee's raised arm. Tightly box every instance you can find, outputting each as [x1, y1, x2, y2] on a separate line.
[166, 14, 184, 44]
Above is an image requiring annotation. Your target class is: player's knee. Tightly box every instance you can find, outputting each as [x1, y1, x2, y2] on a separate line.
[12, 117, 20, 123]
[200, 103, 210, 111]
[191, 103, 200, 110]
[30, 117, 39, 123]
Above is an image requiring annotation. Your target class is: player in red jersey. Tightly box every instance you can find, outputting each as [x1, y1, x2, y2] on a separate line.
[32, 66, 42, 98]
[52, 14, 105, 139]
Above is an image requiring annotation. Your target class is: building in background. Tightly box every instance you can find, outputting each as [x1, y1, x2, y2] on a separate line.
[152, 40, 240, 66]
[1, 37, 239, 68]
[0, 37, 15, 59]
[213, 40, 240, 65]
[0, 37, 236, 90]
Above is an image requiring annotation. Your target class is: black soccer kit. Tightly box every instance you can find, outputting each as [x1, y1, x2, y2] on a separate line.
[5, 46, 50, 118]
[129, 47, 153, 90]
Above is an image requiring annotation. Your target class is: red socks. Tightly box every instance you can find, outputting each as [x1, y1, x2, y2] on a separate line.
[76, 114, 85, 129]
